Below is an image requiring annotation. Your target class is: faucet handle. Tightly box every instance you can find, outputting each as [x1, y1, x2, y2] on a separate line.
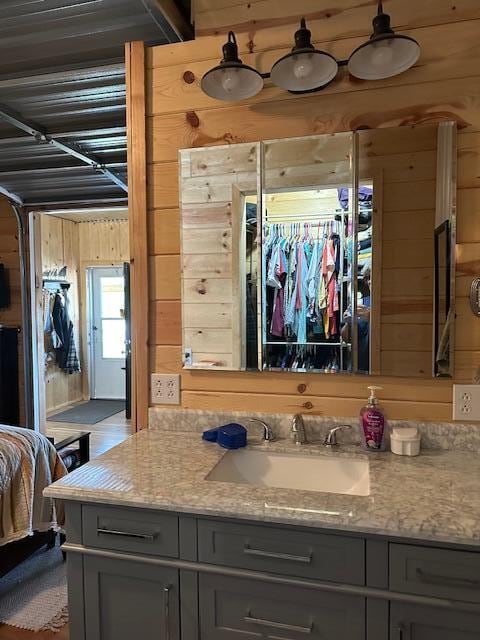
[324, 424, 352, 447]
[291, 414, 307, 445]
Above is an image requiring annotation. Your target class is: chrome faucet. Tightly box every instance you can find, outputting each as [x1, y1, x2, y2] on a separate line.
[291, 414, 307, 445]
[246, 418, 275, 442]
[324, 425, 352, 447]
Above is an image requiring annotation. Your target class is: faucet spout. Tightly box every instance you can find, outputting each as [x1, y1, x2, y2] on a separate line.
[324, 425, 352, 447]
[291, 414, 307, 445]
[246, 418, 275, 442]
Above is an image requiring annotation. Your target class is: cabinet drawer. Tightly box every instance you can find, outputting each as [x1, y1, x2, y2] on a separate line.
[199, 574, 365, 640]
[82, 505, 178, 557]
[198, 519, 365, 584]
[390, 543, 480, 603]
[390, 602, 480, 639]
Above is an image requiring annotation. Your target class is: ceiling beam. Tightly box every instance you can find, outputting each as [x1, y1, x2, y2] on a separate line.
[141, 0, 193, 42]
[24, 197, 128, 210]
[0, 104, 128, 192]
[0, 183, 23, 206]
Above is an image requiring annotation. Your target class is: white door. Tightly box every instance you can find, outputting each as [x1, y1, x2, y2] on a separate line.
[90, 267, 126, 399]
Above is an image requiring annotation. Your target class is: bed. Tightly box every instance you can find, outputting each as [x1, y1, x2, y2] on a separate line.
[0, 424, 67, 577]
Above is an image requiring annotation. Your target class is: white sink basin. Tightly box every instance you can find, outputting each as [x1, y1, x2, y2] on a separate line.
[206, 448, 370, 496]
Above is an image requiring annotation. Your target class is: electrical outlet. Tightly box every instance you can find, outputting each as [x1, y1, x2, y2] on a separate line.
[151, 373, 180, 405]
[453, 384, 480, 420]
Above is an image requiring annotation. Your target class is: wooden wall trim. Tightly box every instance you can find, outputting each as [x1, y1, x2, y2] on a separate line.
[126, 41, 149, 430]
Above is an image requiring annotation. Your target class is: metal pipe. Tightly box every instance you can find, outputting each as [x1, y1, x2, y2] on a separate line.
[10, 203, 34, 427]
[351, 133, 359, 374]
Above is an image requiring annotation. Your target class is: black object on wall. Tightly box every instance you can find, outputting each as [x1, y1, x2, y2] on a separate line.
[0, 326, 19, 425]
[0, 264, 10, 309]
[124, 262, 132, 420]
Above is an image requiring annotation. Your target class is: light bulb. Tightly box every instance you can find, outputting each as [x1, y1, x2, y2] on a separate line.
[370, 40, 394, 67]
[293, 55, 313, 79]
[220, 69, 239, 93]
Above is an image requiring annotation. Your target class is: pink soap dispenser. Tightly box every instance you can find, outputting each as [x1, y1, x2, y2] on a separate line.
[360, 386, 386, 451]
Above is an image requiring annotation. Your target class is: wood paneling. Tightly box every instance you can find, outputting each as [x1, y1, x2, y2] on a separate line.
[142, 1, 480, 420]
[193, 0, 480, 39]
[41, 215, 82, 414]
[78, 221, 128, 265]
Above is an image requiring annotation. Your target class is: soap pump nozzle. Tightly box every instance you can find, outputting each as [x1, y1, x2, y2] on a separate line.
[367, 385, 382, 406]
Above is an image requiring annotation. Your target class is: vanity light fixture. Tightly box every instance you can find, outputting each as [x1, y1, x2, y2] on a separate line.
[348, 1, 420, 80]
[200, 31, 264, 101]
[270, 18, 338, 93]
[200, 3, 420, 101]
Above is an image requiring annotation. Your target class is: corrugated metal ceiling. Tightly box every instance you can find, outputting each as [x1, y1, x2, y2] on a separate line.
[0, 0, 191, 208]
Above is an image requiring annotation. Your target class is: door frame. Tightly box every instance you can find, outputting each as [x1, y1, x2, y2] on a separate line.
[87, 265, 127, 400]
[25, 42, 148, 432]
[126, 41, 149, 431]
[28, 211, 139, 433]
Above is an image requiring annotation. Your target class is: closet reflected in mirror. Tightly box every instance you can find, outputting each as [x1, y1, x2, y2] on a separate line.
[260, 133, 357, 374]
[179, 122, 456, 379]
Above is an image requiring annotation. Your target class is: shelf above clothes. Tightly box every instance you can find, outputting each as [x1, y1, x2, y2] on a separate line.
[42, 278, 70, 291]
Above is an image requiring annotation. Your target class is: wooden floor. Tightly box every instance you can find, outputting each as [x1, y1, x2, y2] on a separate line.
[46, 407, 131, 458]
[0, 624, 69, 640]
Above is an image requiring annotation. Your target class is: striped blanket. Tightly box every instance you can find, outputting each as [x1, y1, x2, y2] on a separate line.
[0, 425, 67, 546]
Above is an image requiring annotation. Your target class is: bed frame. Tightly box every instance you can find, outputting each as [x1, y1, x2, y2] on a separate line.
[0, 529, 57, 578]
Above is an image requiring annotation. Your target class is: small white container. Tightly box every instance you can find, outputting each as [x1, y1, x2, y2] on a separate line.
[390, 427, 421, 456]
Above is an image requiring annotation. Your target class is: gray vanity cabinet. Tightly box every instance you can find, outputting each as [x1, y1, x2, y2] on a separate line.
[199, 573, 365, 639]
[83, 555, 180, 640]
[66, 503, 480, 640]
[389, 603, 480, 639]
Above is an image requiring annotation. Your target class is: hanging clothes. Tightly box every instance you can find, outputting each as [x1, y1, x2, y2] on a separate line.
[44, 289, 80, 374]
[51, 292, 80, 374]
[263, 219, 342, 345]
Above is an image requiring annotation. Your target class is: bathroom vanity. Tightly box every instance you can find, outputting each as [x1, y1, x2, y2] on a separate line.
[46, 429, 480, 640]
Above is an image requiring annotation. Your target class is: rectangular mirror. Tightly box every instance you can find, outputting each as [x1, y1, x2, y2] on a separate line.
[179, 143, 260, 370]
[179, 122, 456, 379]
[261, 132, 355, 374]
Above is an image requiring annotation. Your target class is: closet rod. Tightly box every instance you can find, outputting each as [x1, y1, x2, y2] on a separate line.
[264, 212, 347, 221]
[264, 341, 349, 347]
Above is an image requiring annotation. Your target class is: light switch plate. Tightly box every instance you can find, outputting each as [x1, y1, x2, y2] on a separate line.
[453, 384, 480, 421]
[151, 373, 180, 405]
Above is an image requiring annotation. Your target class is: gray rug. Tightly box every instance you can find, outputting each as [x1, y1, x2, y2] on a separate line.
[0, 542, 68, 632]
[48, 399, 126, 424]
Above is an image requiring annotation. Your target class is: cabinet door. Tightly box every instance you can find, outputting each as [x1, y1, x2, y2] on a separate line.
[390, 603, 480, 639]
[83, 555, 179, 640]
[199, 574, 365, 639]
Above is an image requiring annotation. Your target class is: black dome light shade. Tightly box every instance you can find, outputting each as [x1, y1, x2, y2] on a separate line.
[270, 18, 338, 93]
[348, 1, 420, 80]
[201, 31, 264, 101]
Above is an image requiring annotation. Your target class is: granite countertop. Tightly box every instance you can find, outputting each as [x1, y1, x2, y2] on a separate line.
[45, 430, 480, 547]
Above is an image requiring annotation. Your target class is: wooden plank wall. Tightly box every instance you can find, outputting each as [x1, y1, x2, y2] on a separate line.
[41, 215, 83, 413]
[145, 0, 480, 421]
[0, 196, 24, 424]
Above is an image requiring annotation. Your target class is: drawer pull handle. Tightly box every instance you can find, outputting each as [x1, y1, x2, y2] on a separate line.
[416, 568, 480, 589]
[163, 584, 171, 640]
[243, 545, 312, 564]
[244, 614, 312, 634]
[392, 625, 405, 640]
[97, 528, 157, 541]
